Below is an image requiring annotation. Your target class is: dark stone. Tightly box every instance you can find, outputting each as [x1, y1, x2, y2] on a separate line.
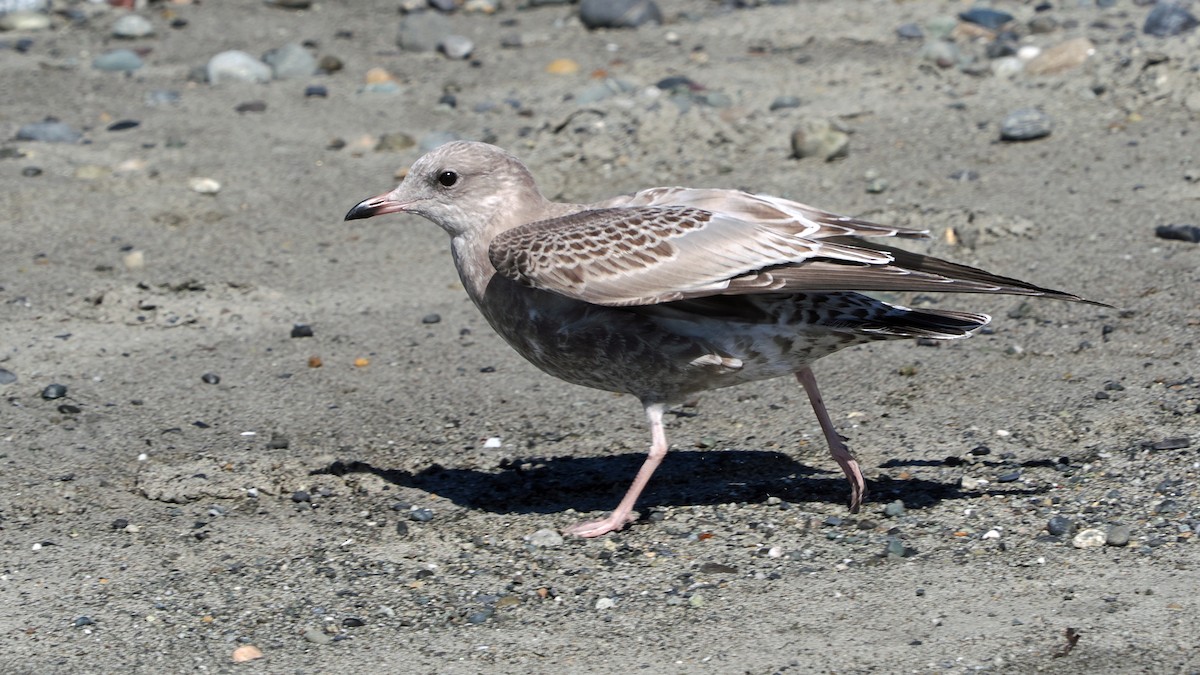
[1154, 223, 1200, 243]
[41, 383, 67, 400]
[291, 490, 312, 503]
[698, 562, 738, 574]
[291, 323, 314, 338]
[1143, 2, 1198, 37]
[107, 120, 140, 132]
[959, 7, 1015, 30]
[304, 85, 328, 98]
[580, 0, 663, 29]
[1046, 515, 1075, 536]
[200, 373, 220, 385]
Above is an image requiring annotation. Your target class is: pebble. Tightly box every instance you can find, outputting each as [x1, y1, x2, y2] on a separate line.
[123, 250, 144, 270]
[579, 0, 662, 30]
[594, 597, 616, 610]
[264, 42, 316, 79]
[790, 118, 849, 161]
[188, 177, 221, 194]
[545, 58, 580, 75]
[375, 132, 416, 152]
[22, 166, 41, 177]
[291, 490, 311, 503]
[291, 323, 314, 338]
[1071, 528, 1107, 549]
[304, 85, 327, 98]
[0, 10, 49, 31]
[92, 49, 143, 72]
[317, 54, 343, 73]
[1046, 515, 1074, 536]
[919, 40, 960, 69]
[107, 120, 139, 132]
[111, 13, 154, 39]
[1106, 524, 1132, 547]
[438, 35, 473, 60]
[883, 500, 906, 517]
[200, 372, 220, 385]
[958, 7, 1014, 31]
[41, 383, 67, 400]
[207, 50, 272, 84]
[895, 22, 923, 40]
[1025, 38, 1094, 76]
[768, 95, 801, 111]
[231, 645, 264, 663]
[145, 89, 181, 106]
[73, 616, 95, 628]
[267, 433, 290, 449]
[1154, 224, 1200, 243]
[0, 368, 16, 385]
[16, 120, 81, 143]
[409, 507, 434, 522]
[1143, 1, 1198, 37]
[999, 108, 1052, 141]
[398, 12, 451, 52]
[466, 609, 493, 624]
[996, 470, 1021, 483]
[527, 528, 564, 548]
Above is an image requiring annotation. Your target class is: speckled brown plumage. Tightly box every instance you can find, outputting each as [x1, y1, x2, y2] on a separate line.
[346, 141, 1100, 537]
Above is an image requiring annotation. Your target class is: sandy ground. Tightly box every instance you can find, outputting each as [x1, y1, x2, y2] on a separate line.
[2, 1, 1199, 672]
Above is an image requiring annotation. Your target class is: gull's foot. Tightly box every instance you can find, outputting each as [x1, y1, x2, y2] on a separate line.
[562, 511, 637, 538]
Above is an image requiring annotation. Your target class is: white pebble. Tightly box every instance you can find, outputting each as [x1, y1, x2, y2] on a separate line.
[189, 177, 221, 194]
[982, 529, 1001, 539]
[483, 437, 502, 448]
[1072, 528, 1107, 549]
[594, 597, 616, 610]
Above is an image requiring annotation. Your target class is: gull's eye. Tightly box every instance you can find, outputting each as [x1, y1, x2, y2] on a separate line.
[437, 170, 459, 187]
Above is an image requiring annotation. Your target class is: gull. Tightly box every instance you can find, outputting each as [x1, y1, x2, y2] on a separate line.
[346, 141, 1098, 537]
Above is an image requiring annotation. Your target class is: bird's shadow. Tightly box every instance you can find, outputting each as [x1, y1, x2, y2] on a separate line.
[313, 449, 1045, 515]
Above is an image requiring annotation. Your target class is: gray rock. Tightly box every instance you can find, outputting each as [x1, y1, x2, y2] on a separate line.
[790, 118, 849, 161]
[0, 9, 49, 31]
[16, 120, 82, 143]
[0, 368, 16, 385]
[1072, 528, 1107, 548]
[920, 40, 960, 68]
[398, 12, 452, 53]
[93, 49, 143, 72]
[111, 13, 154, 39]
[1106, 524, 1132, 547]
[1143, 1, 1198, 37]
[999, 108, 1052, 141]
[883, 500, 906, 517]
[1046, 515, 1074, 536]
[769, 95, 801, 111]
[264, 42, 316, 79]
[527, 528, 564, 548]
[438, 34, 474, 60]
[580, 0, 662, 30]
[207, 50, 272, 84]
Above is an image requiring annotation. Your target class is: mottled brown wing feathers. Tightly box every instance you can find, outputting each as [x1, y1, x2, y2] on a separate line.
[489, 202, 1099, 308]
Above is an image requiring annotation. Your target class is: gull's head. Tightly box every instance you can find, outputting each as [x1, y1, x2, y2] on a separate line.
[344, 141, 545, 238]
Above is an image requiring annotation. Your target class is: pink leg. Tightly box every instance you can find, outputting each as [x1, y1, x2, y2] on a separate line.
[563, 403, 667, 537]
[795, 367, 866, 513]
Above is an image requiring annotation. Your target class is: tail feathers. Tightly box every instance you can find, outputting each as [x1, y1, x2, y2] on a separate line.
[861, 306, 990, 340]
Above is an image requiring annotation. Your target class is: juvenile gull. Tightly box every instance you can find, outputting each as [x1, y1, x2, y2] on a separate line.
[346, 141, 1098, 537]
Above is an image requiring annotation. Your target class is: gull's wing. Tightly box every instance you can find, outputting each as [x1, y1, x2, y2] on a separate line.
[489, 190, 1095, 307]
